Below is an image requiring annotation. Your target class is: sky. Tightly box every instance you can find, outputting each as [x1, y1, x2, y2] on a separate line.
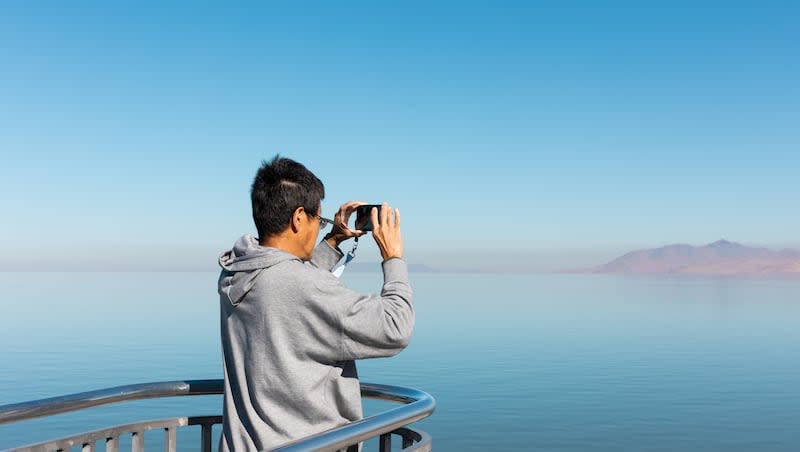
[1, 1, 798, 272]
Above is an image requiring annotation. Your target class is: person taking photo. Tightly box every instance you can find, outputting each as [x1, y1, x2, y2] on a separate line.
[217, 155, 414, 451]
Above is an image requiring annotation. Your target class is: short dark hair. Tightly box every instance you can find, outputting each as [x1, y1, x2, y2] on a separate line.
[251, 155, 325, 239]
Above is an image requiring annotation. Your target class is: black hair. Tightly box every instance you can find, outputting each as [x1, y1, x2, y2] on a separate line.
[251, 155, 325, 239]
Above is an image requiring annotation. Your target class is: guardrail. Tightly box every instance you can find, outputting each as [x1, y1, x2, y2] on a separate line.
[0, 379, 435, 452]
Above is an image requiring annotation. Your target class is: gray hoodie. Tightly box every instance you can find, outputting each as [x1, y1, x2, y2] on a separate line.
[218, 235, 414, 451]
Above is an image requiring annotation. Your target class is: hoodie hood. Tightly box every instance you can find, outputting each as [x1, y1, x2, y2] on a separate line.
[219, 235, 298, 306]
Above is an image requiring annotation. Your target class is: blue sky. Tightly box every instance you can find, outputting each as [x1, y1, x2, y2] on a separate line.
[1, 1, 798, 271]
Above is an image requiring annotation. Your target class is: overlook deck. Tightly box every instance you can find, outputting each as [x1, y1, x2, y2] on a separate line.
[0, 379, 435, 452]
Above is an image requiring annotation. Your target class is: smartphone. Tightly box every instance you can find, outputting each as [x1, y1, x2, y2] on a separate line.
[354, 204, 382, 231]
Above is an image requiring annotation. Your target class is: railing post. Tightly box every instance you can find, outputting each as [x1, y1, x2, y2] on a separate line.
[380, 433, 392, 452]
[164, 427, 177, 452]
[201, 422, 213, 452]
[132, 430, 144, 452]
[106, 436, 119, 452]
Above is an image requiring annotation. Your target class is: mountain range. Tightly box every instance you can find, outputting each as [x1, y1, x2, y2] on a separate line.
[576, 240, 800, 276]
[344, 262, 440, 273]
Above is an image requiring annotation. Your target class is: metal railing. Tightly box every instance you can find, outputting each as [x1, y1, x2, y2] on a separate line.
[0, 379, 435, 452]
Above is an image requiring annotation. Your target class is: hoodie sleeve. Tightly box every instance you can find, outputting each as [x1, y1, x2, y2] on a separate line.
[309, 240, 344, 271]
[308, 258, 415, 361]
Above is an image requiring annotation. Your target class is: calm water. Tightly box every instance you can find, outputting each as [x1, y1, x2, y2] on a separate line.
[1, 272, 799, 451]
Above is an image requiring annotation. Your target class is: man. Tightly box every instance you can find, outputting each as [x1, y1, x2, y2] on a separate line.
[218, 156, 413, 451]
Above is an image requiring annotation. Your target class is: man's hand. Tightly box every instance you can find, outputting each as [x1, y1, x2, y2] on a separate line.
[372, 203, 403, 261]
[324, 201, 368, 249]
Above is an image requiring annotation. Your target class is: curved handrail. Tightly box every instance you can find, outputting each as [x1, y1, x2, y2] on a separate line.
[0, 379, 221, 425]
[275, 384, 436, 452]
[0, 379, 435, 452]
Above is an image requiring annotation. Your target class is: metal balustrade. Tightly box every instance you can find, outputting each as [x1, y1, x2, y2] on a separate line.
[0, 380, 435, 452]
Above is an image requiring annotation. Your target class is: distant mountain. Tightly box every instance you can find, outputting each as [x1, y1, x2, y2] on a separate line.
[577, 240, 800, 276]
[345, 262, 440, 273]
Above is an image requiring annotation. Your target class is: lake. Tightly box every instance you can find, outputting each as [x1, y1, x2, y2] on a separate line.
[1, 271, 799, 451]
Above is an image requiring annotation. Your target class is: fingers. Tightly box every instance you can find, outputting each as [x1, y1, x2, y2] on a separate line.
[341, 201, 366, 214]
[380, 202, 389, 229]
[372, 203, 400, 230]
[329, 201, 368, 238]
[370, 206, 380, 232]
[340, 200, 366, 226]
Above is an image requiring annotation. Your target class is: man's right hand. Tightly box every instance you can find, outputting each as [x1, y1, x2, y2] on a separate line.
[325, 201, 368, 249]
[371, 203, 403, 261]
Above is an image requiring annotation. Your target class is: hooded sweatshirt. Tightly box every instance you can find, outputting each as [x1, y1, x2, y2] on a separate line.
[218, 235, 414, 451]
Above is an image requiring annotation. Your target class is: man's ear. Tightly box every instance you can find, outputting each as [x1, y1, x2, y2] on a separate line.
[290, 206, 305, 233]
